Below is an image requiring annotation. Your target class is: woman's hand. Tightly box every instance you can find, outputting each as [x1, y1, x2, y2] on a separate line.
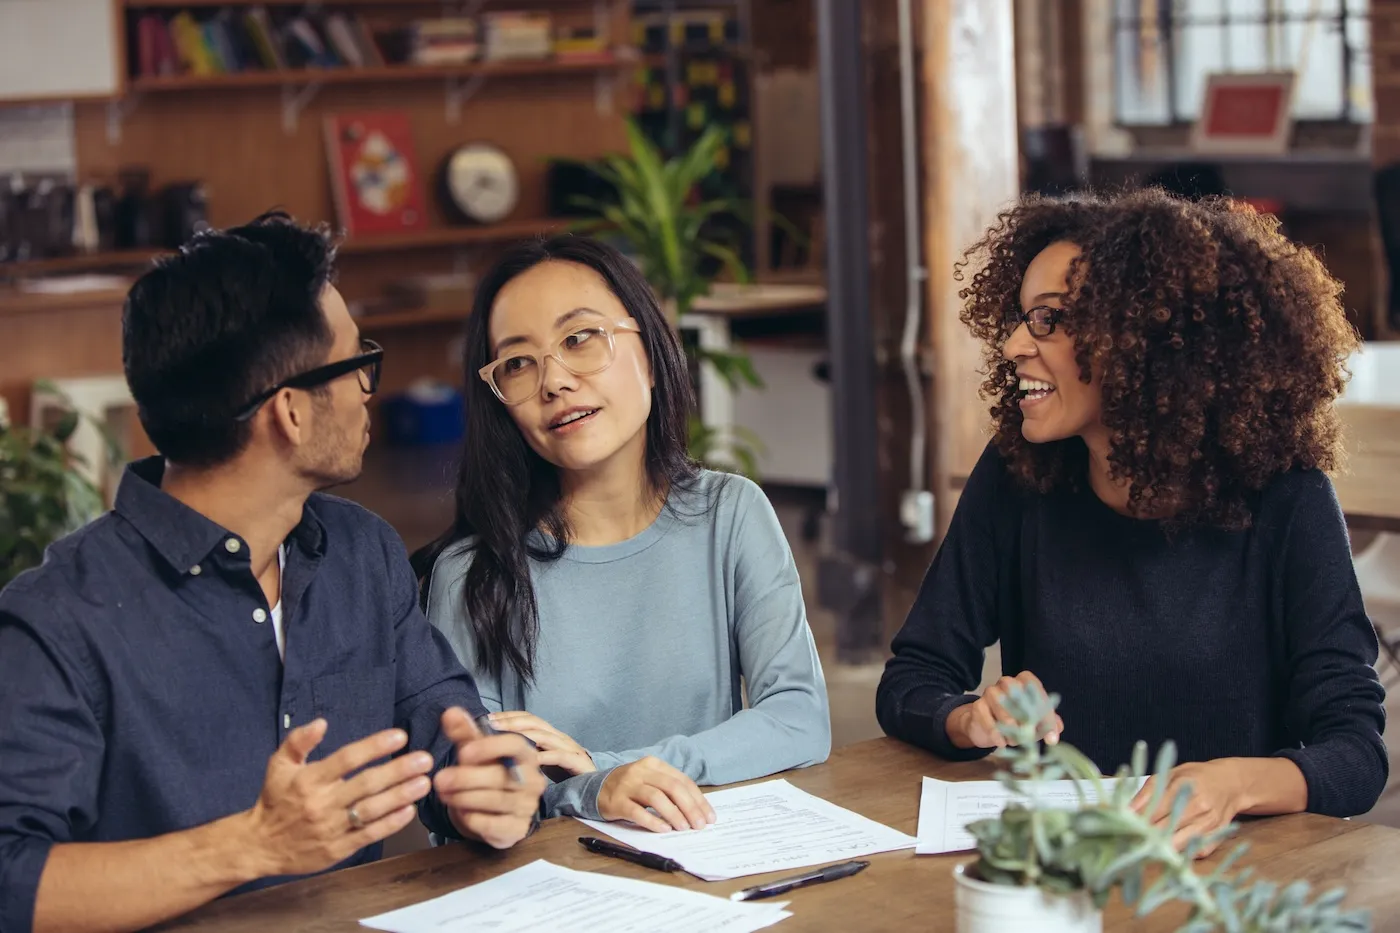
[1130, 758, 1308, 859]
[597, 757, 717, 833]
[488, 712, 595, 775]
[944, 671, 1065, 750]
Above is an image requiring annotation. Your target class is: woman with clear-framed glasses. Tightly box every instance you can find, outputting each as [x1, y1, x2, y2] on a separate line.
[412, 235, 831, 833]
[878, 189, 1386, 857]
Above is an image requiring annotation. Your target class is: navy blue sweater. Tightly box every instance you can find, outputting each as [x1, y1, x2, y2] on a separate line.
[877, 444, 1387, 817]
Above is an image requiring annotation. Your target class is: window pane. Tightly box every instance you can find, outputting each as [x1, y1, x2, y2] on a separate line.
[1347, 0, 1373, 120]
[1281, 14, 1346, 118]
[1115, 19, 1171, 124]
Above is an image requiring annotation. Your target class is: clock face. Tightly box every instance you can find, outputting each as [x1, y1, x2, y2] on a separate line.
[444, 144, 519, 224]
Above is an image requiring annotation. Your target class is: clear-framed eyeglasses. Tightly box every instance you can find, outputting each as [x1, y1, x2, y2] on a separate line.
[478, 317, 641, 406]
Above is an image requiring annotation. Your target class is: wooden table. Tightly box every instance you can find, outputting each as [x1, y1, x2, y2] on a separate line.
[153, 738, 1400, 932]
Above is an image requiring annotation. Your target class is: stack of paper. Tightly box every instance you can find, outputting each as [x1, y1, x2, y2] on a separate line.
[578, 778, 916, 881]
[915, 775, 1149, 854]
[360, 860, 790, 933]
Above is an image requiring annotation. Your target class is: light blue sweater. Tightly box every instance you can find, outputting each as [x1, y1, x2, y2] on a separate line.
[426, 471, 832, 820]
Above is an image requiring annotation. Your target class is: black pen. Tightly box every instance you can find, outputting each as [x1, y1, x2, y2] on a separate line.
[578, 836, 683, 873]
[729, 860, 870, 902]
[474, 714, 523, 785]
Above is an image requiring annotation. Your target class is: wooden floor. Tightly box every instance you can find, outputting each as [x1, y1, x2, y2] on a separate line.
[335, 443, 1400, 840]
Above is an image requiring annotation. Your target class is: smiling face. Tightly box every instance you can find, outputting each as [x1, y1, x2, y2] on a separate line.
[486, 260, 653, 475]
[1003, 240, 1104, 445]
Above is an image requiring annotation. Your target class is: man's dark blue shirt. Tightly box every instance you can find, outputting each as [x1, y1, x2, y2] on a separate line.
[0, 458, 488, 933]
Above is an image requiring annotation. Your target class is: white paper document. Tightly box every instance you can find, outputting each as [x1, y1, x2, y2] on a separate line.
[577, 778, 916, 881]
[916, 775, 1149, 854]
[359, 859, 791, 933]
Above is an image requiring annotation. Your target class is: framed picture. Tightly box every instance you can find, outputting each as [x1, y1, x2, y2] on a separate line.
[1190, 72, 1295, 155]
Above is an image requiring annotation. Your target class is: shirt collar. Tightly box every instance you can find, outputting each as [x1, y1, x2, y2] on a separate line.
[114, 457, 327, 573]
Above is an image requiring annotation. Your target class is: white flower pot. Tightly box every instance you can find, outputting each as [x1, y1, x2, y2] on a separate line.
[953, 863, 1102, 933]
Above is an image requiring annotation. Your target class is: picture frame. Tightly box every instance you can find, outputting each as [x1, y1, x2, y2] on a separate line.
[1190, 71, 1296, 156]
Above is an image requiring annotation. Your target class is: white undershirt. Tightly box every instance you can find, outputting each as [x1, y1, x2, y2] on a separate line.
[271, 544, 286, 661]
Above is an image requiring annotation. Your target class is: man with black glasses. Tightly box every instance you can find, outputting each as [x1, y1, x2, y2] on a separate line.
[0, 212, 546, 933]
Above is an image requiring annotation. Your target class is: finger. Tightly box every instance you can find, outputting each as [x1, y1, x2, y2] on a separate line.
[488, 712, 547, 731]
[458, 812, 531, 850]
[519, 729, 567, 751]
[345, 804, 418, 855]
[621, 800, 674, 834]
[984, 677, 1020, 725]
[661, 777, 712, 829]
[439, 788, 521, 817]
[455, 734, 536, 769]
[337, 750, 436, 806]
[441, 706, 485, 747]
[1013, 670, 1048, 696]
[1171, 816, 1218, 854]
[972, 702, 1007, 748]
[1044, 714, 1065, 745]
[537, 749, 589, 773]
[640, 786, 691, 832]
[278, 718, 328, 766]
[307, 728, 408, 783]
[435, 759, 538, 796]
[347, 774, 433, 825]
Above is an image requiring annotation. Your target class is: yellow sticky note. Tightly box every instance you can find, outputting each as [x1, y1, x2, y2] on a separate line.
[687, 102, 706, 128]
[719, 82, 736, 108]
[709, 17, 725, 42]
[733, 122, 751, 148]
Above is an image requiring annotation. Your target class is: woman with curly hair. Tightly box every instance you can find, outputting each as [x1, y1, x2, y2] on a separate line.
[876, 188, 1386, 851]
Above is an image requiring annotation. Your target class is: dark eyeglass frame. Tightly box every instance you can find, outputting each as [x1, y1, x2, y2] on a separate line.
[233, 338, 385, 422]
[1005, 305, 1063, 339]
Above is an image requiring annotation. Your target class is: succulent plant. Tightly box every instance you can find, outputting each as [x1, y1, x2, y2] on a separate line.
[965, 682, 1370, 932]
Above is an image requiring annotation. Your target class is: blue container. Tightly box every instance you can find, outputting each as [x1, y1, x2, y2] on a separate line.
[381, 383, 465, 446]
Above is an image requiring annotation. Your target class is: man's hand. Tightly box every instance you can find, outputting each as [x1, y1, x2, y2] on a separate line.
[435, 707, 547, 849]
[243, 719, 434, 876]
[488, 711, 596, 775]
[945, 671, 1065, 750]
[597, 757, 716, 833]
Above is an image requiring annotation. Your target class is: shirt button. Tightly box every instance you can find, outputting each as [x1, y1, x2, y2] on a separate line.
[252, 608, 267, 624]
[189, 565, 202, 576]
[224, 538, 241, 554]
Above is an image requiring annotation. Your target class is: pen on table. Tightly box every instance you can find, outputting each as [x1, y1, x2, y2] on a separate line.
[473, 714, 523, 785]
[578, 836, 683, 873]
[729, 860, 870, 902]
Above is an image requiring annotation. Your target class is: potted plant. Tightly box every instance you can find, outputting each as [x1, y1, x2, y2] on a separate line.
[562, 118, 767, 474]
[0, 384, 118, 588]
[956, 682, 1370, 933]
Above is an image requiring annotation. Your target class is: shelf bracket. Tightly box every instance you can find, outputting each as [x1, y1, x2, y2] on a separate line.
[595, 72, 616, 116]
[280, 80, 323, 135]
[444, 72, 488, 124]
[105, 93, 142, 146]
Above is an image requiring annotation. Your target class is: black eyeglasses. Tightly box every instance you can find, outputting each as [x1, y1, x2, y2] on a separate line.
[233, 338, 384, 422]
[1004, 305, 1063, 339]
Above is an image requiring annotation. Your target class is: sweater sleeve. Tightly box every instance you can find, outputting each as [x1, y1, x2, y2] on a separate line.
[876, 443, 1015, 761]
[587, 477, 832, 785]
[1270, 472, 1388, 817]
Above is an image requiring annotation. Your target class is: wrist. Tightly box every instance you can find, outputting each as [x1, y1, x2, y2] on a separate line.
[1228, 757, 1308, 816]
[944, 706, 974, 750]
[201, 810, 277, 886]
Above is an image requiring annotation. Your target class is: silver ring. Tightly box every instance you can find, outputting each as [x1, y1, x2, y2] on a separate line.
[347, 805, 364, 831]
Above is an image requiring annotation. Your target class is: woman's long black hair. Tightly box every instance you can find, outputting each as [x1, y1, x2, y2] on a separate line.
[410, 235, 700, 683]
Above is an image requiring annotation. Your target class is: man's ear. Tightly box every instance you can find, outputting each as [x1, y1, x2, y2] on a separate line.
[269, 389, 307, 448]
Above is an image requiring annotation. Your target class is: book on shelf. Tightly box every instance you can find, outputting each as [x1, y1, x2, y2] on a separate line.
[324, 111, 428, 238]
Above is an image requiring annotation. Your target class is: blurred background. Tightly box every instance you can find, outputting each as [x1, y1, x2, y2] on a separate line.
[2, 0, 1399, 845]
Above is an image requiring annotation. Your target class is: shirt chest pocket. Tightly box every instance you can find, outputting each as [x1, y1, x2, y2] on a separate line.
[311, 665, 396, 756]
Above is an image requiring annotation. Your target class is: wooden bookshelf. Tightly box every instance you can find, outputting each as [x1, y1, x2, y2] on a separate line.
[338, 218, 568, 254]
[0, 250, 166, 277]
[128, 57, 624, 93]
[124, 0, 595, 7]
[356, 307, 467, 332]
[0, 220, 567, 280]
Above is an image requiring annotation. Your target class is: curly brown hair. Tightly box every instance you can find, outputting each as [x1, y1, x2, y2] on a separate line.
[957, 188, 1360, 530]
